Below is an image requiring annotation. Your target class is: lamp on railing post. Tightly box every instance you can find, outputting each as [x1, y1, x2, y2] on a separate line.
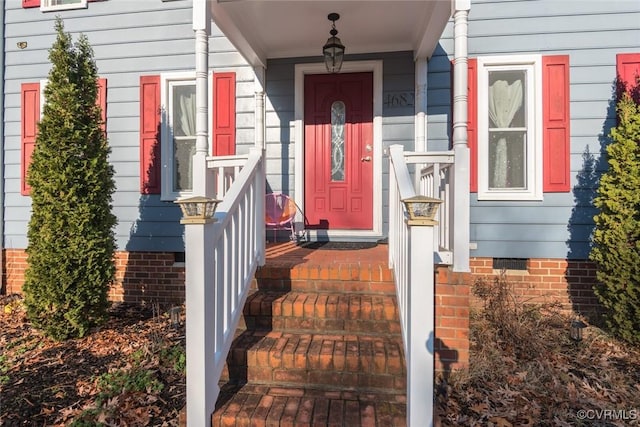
[402, 195, 442, 225]
[177, 194, 220, 426]
[400, 194, 442, 427]
[175, 196, 221, 224]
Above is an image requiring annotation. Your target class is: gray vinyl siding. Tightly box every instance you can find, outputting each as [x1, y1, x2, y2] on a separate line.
[265, 51, 415, 236]
[428, 0, 640, 260]
[3, 0, 253, 252]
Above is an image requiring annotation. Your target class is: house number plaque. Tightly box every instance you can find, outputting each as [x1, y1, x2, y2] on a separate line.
[383, 91, 415, 108]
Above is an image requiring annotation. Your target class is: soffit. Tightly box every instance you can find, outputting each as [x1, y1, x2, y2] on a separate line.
[211, 0, 453, 67]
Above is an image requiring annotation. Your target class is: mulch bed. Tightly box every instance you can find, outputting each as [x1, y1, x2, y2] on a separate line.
[0, 295, 185, 426]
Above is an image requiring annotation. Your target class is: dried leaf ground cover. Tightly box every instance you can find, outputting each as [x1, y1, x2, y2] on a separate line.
[437, 276, 640, 426]
[0, 296, 185, 426]
[2, 277, 640, 427]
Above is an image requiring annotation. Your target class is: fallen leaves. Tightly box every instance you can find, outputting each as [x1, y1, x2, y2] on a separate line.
[436, 277, 640, 426]
[0, 297, 185, 426]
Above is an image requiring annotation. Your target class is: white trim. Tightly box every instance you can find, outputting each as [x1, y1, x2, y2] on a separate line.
[477, 54, 543, 201]
[161, 72, 195, 201]
[294, 60, 383, 240]
[40, 0, 87, 12]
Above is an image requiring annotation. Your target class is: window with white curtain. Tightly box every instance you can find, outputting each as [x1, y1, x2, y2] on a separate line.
[41, 0, 87, 11]
[477, 55, 543, 201]
[161, 73, 198, 200]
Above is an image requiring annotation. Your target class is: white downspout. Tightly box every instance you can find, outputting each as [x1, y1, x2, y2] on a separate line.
[452, 0, 471, 272]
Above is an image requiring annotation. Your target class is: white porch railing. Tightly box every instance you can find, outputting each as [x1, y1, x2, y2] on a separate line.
[185, 148, 265, 426]
[388, 144, 455, 427]
[408, 151, 455, 265]
[207, 153, 250, 198]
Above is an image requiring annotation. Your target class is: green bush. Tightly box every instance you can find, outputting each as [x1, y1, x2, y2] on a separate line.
[590, 77, 640, 344]
[23, 18, 117, 340]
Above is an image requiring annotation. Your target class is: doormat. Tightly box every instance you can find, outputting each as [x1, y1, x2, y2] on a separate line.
[298, 241, 378, 250]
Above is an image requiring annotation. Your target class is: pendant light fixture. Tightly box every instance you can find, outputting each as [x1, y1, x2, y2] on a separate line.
[323, 13, 345, 73]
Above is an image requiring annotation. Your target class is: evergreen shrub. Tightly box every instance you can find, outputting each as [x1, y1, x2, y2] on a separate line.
[23, 18, 117, 340]
[590, 76, 640, 344]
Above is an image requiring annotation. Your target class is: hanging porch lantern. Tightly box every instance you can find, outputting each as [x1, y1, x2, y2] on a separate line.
[323, 13, 345, 73]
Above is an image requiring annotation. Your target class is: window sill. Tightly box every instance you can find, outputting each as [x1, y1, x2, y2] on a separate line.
[41, 3, 87, 12]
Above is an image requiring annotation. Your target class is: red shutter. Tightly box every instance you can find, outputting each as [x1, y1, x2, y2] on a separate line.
[97, 78, 107, 132]
[542, 55, 571, 193]
[467, 58, 478, 192]
[616, 53, 640, 95]
[212, 72, 236, 156]
[22, 0, 40, 8]
[139, 75, 161, 194]
[21, 83, 40, 196]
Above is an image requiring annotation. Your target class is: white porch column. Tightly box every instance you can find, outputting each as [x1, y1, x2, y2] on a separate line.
[192, 0, 214, 198]
[452, 0, 471, 272]
[186, 2, 217, 427]
[415, 57, 428, 153]
[414, 58, 428, 189]
[254, 66, 266, 151]
[254, 65, 266, 264]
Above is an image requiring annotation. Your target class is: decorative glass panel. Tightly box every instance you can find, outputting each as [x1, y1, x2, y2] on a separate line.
[331, 101, 345, 181]
[487, 70, 526, 189]
[172, 83, 196, 192]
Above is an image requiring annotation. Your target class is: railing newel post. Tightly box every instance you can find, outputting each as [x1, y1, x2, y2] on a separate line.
[406, 223, 435, 427]
[185, 221, 218, 426]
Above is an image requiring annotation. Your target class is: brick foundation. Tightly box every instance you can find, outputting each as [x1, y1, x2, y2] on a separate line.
[435, 267, 471, 371]
[3, 249, 27, 295]
[433, 257, 600, 371]
[2, 249, 185, 305]
[469, 257, 600, 316]
[2, 248, 601, 367]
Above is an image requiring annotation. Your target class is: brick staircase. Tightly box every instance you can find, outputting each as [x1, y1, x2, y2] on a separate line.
[212, 242, 407, 427]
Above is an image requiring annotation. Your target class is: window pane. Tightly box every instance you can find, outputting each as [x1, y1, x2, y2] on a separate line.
[331, 101, 345, 182]
[50, 0, 82, 4]
[172, 83, 196, 192]
[174, 137, 196, 192]
[488, 131, 526, 189]
[488, 70, 526, 129]
[173, 84, 196, 137]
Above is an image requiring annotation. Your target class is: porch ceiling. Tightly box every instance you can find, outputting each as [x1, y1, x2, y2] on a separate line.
[210, 0, 454, 68]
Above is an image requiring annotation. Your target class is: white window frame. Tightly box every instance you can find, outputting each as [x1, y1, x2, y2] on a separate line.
[477, 54, 543, 201]
[41, 0, 87, 12]
[160, 72, 213, 201]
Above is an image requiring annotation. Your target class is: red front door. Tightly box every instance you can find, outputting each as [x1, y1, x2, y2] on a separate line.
[304, 72, 373, 230]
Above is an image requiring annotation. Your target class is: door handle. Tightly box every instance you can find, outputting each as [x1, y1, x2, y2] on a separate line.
[361, 156, 371, 162]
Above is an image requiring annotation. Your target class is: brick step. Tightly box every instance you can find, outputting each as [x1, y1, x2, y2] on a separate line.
[253, 277, 396, 294]
[223, 331, 406, 392]
[253, 263, 395, 294]
[243, 291, 401, 334]
[212, 383, 407, 427]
